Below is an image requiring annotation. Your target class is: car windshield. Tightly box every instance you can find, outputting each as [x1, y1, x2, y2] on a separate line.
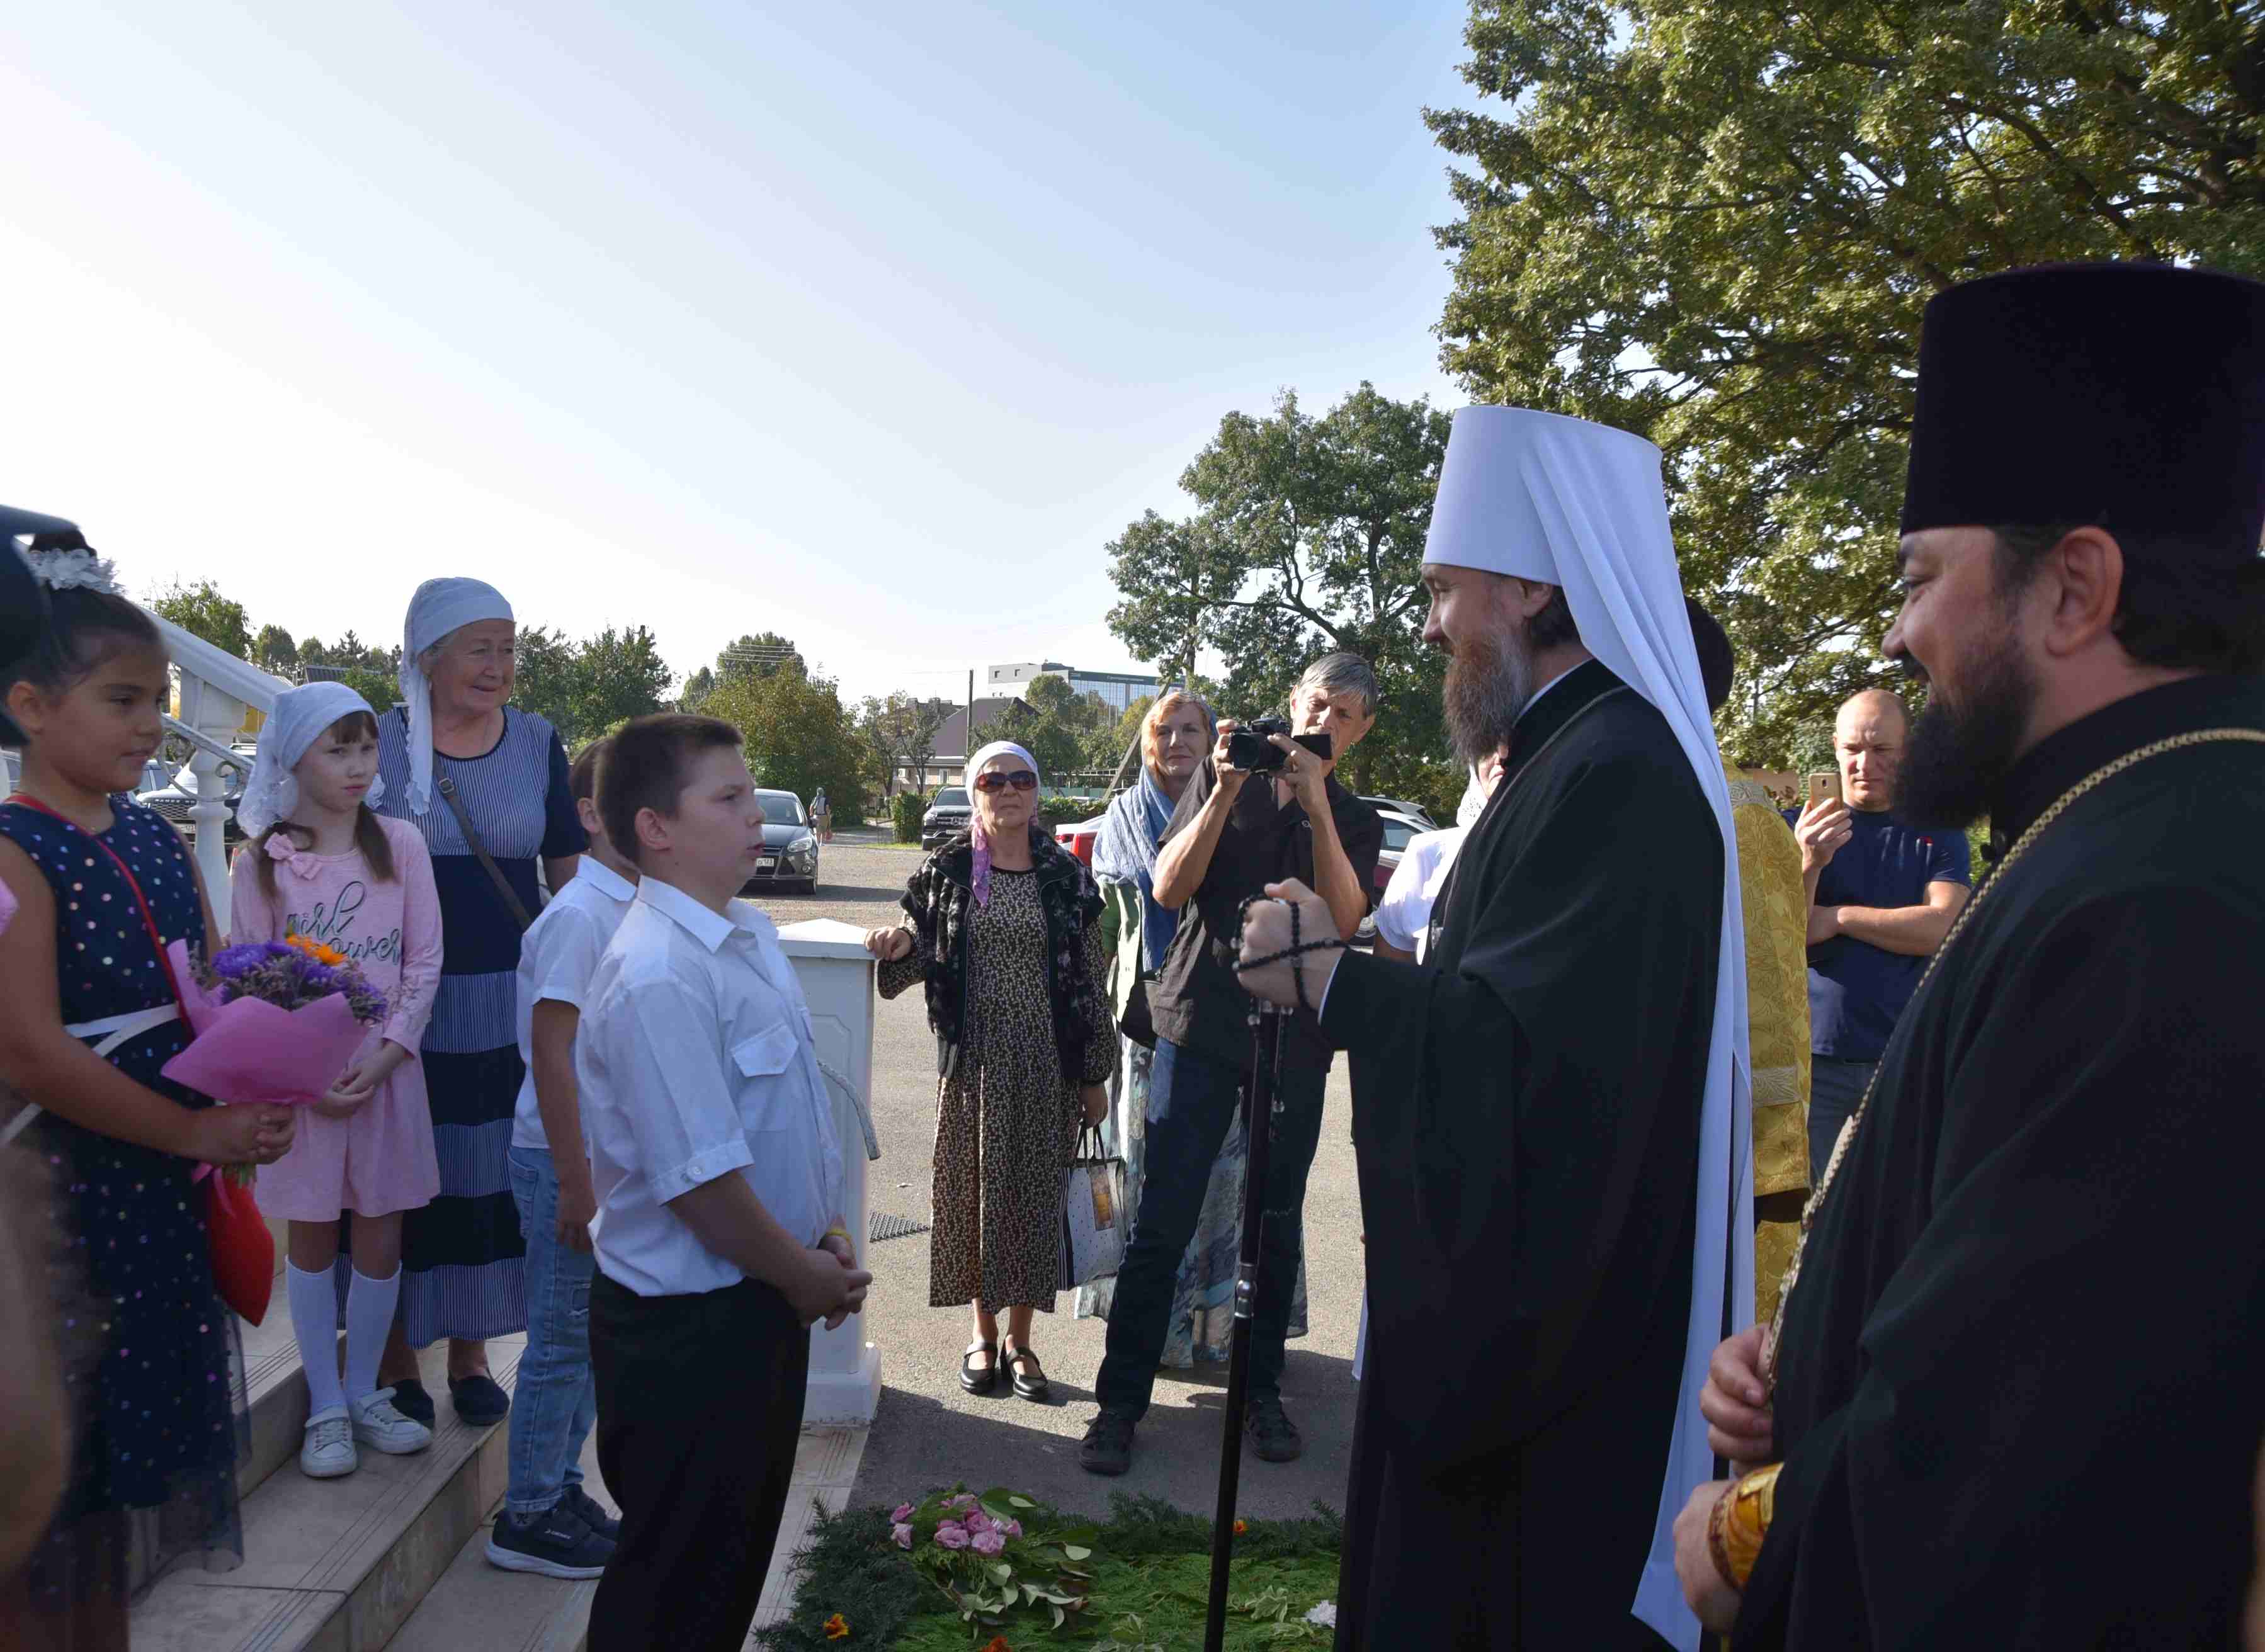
[1382, 818, 1419, 852]
[934, 788, 969, 808]
[752, 791, 805, 825]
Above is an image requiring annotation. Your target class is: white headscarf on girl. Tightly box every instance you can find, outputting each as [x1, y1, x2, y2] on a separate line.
[963, 739, 1039, 910]
[399, 577, 513, 817]
[237, 681, 385, 839]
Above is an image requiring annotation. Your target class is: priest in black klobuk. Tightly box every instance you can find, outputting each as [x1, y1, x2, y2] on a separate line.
[1240, 406, 1755, 1649]
[1674, 261, 2265, 1648]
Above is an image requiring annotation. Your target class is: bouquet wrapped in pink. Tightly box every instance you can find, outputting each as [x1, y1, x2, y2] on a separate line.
[157, 934, 387, 1326]
[162, 934, 389, 1140]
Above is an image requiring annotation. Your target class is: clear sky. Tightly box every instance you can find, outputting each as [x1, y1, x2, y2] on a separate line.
[0, 3, 1479, 706]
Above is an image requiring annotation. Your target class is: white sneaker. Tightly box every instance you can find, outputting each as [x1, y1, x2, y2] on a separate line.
[350, 1388, 435, 1456]
[300, 1409, 358, 1478]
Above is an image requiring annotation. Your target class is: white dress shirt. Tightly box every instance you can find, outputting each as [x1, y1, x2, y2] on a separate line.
[1371, 826, 1468, 961]
[511, 854, 637, 1153]
[577, 876, 847, 1298]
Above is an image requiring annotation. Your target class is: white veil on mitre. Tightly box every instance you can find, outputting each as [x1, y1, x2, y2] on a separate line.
[1428, 404, 1755, 1651]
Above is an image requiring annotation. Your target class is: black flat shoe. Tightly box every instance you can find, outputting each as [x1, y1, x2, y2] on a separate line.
[960, 1340, 999, 1395]
[388, 1378, 435, 1429]
[450, 1372, 511, 1427]
[1002, 1340, 1048, 1400]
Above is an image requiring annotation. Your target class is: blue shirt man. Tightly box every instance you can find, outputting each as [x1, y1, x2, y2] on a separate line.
[1786, 689, 1971, 1182]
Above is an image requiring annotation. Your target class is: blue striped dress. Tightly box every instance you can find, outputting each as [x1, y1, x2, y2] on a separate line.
[368, 706, 585, 1344]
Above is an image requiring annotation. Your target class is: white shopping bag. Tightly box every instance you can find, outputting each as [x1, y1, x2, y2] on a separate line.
[1059, 1123, 1127, 1290]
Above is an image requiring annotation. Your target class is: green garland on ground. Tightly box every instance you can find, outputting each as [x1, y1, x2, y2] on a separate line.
[756, 1495, 1343, 1651]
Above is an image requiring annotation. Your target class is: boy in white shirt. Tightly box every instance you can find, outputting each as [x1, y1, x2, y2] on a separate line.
[576, 713, 869, 1652]
[489, 738, 634, 1580]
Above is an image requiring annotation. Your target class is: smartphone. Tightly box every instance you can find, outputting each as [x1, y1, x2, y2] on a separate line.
[1808, 771, 1842, 808]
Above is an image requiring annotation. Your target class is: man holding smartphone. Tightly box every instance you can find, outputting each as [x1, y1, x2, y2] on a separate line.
[1081, 652, 1383, 1478]
[1785, 688, 1970, 1183]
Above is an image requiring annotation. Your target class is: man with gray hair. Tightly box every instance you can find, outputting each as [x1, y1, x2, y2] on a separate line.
[1081, 652, 1383, 1477]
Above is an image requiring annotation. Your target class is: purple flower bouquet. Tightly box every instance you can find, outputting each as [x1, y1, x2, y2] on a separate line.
[159, 936, 389, 1178]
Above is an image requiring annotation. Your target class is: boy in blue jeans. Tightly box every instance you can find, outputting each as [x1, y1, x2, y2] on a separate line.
[487, 738, 635, 1578]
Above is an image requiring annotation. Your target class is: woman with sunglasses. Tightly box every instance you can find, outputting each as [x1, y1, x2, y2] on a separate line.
[866, 742, 1112, 1399]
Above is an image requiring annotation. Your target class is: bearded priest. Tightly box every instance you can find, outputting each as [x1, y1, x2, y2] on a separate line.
[1240, 406, 1753, 1650]
[1676, 262, 2265, 1648]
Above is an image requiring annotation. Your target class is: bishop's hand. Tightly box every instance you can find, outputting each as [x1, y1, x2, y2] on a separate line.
[1700, 1323, 1776, 1468]
[1235, 879, 1343, 1012]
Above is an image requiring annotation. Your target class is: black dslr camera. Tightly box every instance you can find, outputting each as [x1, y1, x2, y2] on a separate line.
[1225, 715, 1332, 772]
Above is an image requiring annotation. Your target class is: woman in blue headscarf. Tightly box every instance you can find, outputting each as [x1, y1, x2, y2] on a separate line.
[1072, 690, 1307, 1361]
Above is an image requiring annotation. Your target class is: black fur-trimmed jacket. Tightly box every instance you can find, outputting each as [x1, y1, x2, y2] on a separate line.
[876, 825, 1109, 1085]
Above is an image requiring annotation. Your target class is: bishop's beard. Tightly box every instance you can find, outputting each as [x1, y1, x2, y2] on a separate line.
[1445, 620, 1536, 767]
[1896, 627, 2040, 834]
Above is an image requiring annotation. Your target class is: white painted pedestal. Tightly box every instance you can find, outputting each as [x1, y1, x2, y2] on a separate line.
[778, 919, 885, 1424]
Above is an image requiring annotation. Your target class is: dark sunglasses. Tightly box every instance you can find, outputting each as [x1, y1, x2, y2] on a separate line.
[973, 769, 1039, 793]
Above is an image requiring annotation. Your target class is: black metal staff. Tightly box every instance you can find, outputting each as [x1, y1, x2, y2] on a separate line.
[1204, 995, 1285, 1652]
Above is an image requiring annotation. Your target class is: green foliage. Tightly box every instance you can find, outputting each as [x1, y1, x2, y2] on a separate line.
[758, 1494, 1344, 1651]
[297, 631, 399, 710]
[1020, 675, 1120, 783]
[1106, 383, 1462, 806]
[147, 579, 254, 660]
[717, 630, 806, 682]
[861, 692, 956, 793]
[1427, 0, 2265, 765]
[704, 665, 872, 824]
[508, 624, 674, 746]
[252, 624, 299, 679]
[1035, 795, 1100, 831]
[893, 791, 927, 843]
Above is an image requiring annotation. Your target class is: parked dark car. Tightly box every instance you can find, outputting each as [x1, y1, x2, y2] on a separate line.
[739, 789, 820, 896]
[139, 755, 253, 847]
[921, 786, 972, 851]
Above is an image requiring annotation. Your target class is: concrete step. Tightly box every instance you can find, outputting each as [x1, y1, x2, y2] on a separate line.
[130, 1338, 523, 1652]
[379, 1520, 596, 1652]
[380, 1422, 613, 1652]
[382, 1423, 868, 1650]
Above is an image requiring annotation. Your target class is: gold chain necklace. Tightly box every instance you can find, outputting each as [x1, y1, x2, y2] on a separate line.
[1761, 725, 2265, 1391]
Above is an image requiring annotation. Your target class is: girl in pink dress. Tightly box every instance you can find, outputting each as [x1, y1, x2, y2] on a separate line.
[227, 682, 442, 1480]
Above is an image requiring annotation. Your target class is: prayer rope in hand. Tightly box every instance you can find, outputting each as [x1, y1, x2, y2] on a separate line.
[1232, 893, 1348, 1015]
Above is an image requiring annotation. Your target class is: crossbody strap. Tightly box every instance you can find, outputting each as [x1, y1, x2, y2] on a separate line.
[434, 775, 533, 933]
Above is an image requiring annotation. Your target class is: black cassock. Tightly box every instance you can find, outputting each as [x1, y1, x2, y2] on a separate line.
[1739, 674, 2265, 1649]
[1321, 659, 1724, 1649]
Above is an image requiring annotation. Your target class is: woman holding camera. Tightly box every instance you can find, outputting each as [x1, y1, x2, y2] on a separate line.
[866, 742, 1113, 1398]
[1072, 691, 1309, 1362]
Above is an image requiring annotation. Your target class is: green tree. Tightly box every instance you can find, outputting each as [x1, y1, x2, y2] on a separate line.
[714, 631, 805, 684]
[297, 631, 399, 711]
[1427, 0, 2265, 765]
[504, 626, 675, 747]
[705, 666, 871, 824]
[1016, 675, 1115, 785]
[1106, 383, 1457, 798]
[681, 665, 717, 712]
[858, 691, 953, 796]
[506, 625, 579, 736]
[253, 624, 300, 681]
[1105, 514, 1241, 689]
[147, 579, 253, 660]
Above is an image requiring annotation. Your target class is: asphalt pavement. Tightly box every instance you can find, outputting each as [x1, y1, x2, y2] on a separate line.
[751, 829, 1365, 1522]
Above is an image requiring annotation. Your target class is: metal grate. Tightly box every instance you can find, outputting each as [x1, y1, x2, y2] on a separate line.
[868, 1211, 931, 1244]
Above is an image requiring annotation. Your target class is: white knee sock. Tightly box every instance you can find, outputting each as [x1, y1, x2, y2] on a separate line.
[344, 1265, 403, 1406]
[286, 1262, 346, 1419]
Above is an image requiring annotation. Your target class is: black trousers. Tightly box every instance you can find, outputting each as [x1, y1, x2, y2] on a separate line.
[587, 1271, 808, 1652]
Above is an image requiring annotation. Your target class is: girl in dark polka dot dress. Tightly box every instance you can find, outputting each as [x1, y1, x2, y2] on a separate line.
[0, 550, 297, 1650]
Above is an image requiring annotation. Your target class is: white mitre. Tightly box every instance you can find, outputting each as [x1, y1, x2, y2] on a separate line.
[1424, 404, 1755, 1652]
